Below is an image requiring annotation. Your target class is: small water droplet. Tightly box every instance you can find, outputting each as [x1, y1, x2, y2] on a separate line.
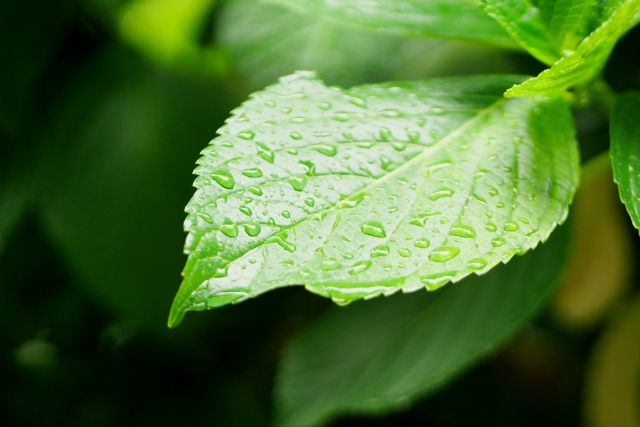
[485, 222, 497, 232]
[321, 258, 341, 271]
[451, 224, 476, 238]
[220, 223, 238, 238]
[211, 170, 235, 189]
[488, 188, 499, 196]
[371, 245, 390, 257]
[414, 238, 430, 248]
[429, 246, 460, 262]
[304, 198, 315, 207]
[491, 237, 506, 247]
[239, 206, 252, 216]
[288, 175, 308, 191]
[392, 142, 406, 151]
[421, 272, 454, 289]
[429, 188, 454, 200]
[504, 221, 519, 231]
[496, 202, 505, 208]
[290, 132, 302, 140]
[312, 144, 337, 156]
[247, 186, 263, 196]
[382, 109, 401, 117]
[197, 212, 214, 224]
[281, 211, 291, 218]
[361, 221, 386, 238]
[343, 253, 354, 260]
[408, 131, 420, 142]
[348, 260, 372, 275]
[281, 107, 292, 114]
[237, 130, 255, 140]
[242, 168, 263, 178]
[379, 127, 391, 139]
[243, 222, 261, 236]
[466, 258, 487, 270]
[398, 248, 412, 257]
[317, 102, 331, 110]
[430, 107, 444, 115]
[268, 232, 296, 252]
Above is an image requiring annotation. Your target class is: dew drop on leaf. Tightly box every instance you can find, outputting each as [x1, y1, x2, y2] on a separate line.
[304, 198, 315, 207]
[321, 258, 341, 271]
[504, 220, 519, 231]
[371, 245, 390, 257]
[239, 206, 252, 216]
[237, 130, 255, 140]
[348, 260, 372, 275]
[414, 238, 430, 249]
[451, 224, 476, 238]
[491, 237, 506, 247]
[220, 223, 239, 238]
[398, 248, 412, 257]
[211, 170, 235, 189]
[281, 211, 291, 218]
[288, 175, 308, 191]
[290, 132, 302, 140]
[361, 221, 386, 238]
[311, 144, 338, 156]
[243, 222, 262, 237]
[429, 188, 454, 200]
[242, 168, 263, 178]
[428, 246, 460, 262]
[466, 258, 488, 270]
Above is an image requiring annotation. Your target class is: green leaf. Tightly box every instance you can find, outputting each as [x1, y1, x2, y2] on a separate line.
[505, 0, 640, 97]
[169, 72, 579, 327]
[267, 0, 518, 49]
[274, 222, 570, 427]
[610, 91, 640, 231]
[481, 0, 599, 65]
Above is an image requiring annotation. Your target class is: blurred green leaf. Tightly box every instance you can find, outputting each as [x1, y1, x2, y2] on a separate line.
[481, 0, 599, 65]
[169, 71, 579, 327]
[274, 222, 570, 427]
[505, 0, 640, 97]
[268, 0, 518, 49]
[610, 90, 640, 231]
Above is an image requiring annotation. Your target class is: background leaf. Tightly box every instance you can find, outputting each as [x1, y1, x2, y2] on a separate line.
[274, 223, 570, 427]
[169, 72, 579, 327]
[505, 0, 640, 97]
[610, 90, 640, 231]
[267, 0, 518, 49]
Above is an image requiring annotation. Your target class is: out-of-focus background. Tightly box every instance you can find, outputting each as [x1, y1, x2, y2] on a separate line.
[1, 1, 639, 426]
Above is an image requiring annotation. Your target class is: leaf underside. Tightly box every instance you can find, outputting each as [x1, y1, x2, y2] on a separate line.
[610, 90, 640, 231]
[274, 222, 570, 427]
[505, 0, 640, 97]
[267, 0, 518, 49]
[169, 72, 579, 327]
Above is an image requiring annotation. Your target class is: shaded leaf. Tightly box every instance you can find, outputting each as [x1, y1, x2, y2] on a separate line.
[267, 0, 518, 49]
[610, 90, 640, 231]
[505, 0, 640, 97]
[169, 71, 579, 327]
[274, 223, 570, 427]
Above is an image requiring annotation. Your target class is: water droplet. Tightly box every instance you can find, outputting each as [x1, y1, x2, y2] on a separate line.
[267, 217, 276, 226]
[239, 206, 252, 216]
[485, 222, 497, 232]
[488, 188, 499, 196]
[451, 224, 476, 238]
[496, 202, 505, 208]
[242, 168, 263, 178]
[268, 232, 296, 252]
[312, 144, 337, 156]
[371, 245, 390, 257]
[398, 248, 412, 257]
[343, 253, 354, 260]
[408, 131, 420, 142]
[361, 221, 386, 238]
[290, 132, 302, 140]
[430, 107, 444, 115]
[304, 198, 315, 207]
[243, 222, 261, 237]
[382, 109, 401, 117]
[281, 211, 291, 218]
[391, 142, 406, 151]
[197, 212, 214, 224]
[466, 258, 487, 270]
[211, 170, 235, 189]
[237, 130, 255, 140]
[321, 258, 341, 271]
[421, 272, 454, 289]
[332, 112, 350, 121]
[348, 260, 372, 275]
[256, 142, 275, 163]
[380, 155, 393, 170]
[247, 186, 263, 196]
[414, 238, 430, 248]
[429, 246, 460, 262]
[317, 102, 331, 110]
[504, 221, 519, 231]
[288, 175, 308, 191]
[281, 107, 292, 114]
[429, 188, 454, 200]
[220, 223, 238, 238]
[491, 237, 506, 247]
[379, 127, 391, 139]
[347, 96, 366, 108]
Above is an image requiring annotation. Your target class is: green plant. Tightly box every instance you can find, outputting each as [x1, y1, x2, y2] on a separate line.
[167, 0, 640, 425]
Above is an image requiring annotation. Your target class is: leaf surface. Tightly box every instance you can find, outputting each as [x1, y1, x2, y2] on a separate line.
[274, 223, 570, 427]
[610, 91, 640, 231]
[169, 72, 579, 327]
[481, 0, 599, 65]
[267, 0, 518, 49]
[506, 0, 640, 97]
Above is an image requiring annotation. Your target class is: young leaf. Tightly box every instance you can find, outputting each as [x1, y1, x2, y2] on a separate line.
[169, 72, 579, 327]
[505, 0, 640, 97]
[481, 0, 599, 65]
[274, 223, 570, 427]
[267, 0, 518, 49]
[610, 91, 640, 231]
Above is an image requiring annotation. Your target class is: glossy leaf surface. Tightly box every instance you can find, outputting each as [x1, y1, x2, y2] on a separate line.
[169, 72, 579, 326]
[481, 0, 599, 65]
[506, 0, 640, 97]
[610, 91, 640, 231]
[274, 224, 570, 427]
[268, 0, 517, 48]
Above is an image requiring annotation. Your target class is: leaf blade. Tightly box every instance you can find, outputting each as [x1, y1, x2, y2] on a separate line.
[610, 91, 640, 231]
[274, 222, 571, 427]
[169, 72, 579, 326]
[267, 0, 518, 49]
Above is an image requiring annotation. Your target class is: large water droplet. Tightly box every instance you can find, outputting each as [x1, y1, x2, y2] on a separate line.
[321, 258, 341, 271]
[504, 221, 519, 232]
[256, 142, 274, 163]
[485, 222, 497, 232]
[247, 186, 263, 196]
[281, 211, 291, 218]
[466, 258, 487, 270]
[491, 237, 506, 247]
[429, 188, 454, 200]
[429, 246, 460, 262]
[451, 224, 476, 238]
[348, 260, 372, 275]
[237, 130, 255, 140]
[243, 222, 261, 237]
[288, 175, 308, 191]
[290, 132, 302, 140]
[239, 206, 252, 216]
[379, 127, 391, 139]
[220, 223, 238, 238]
[408, 131, 420, 142]
[211, 170, 235, 189]
[312, 144, 337, 157]
[371, 245, 390, 257]
[304, 198, 315, 207]
[414, 238, 430, 248]
[361, 221, 386, 238]
[398, 248, 412, 257]
[242, 168, 263, 178]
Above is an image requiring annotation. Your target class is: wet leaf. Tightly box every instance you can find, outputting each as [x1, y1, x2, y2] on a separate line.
[169, 71, 579, 326]
[274, 223, 570, 427]
[268, 0, 518, 49]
